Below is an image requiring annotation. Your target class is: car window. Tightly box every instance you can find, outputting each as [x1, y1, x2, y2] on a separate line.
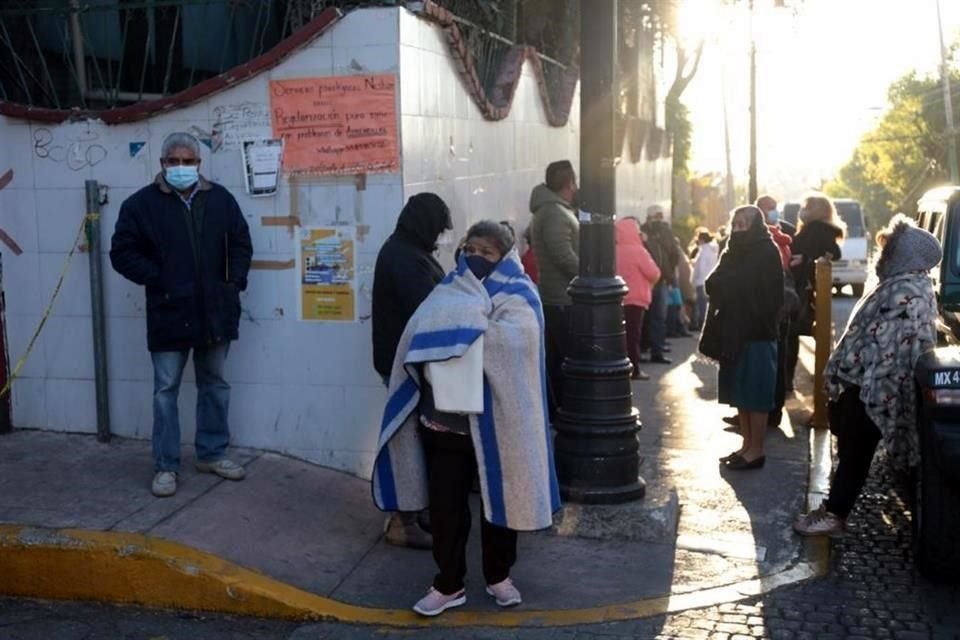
[836, 202, 865, 237]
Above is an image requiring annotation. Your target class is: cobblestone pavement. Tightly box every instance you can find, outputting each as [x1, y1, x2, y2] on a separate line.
[4, 465, 960, 639]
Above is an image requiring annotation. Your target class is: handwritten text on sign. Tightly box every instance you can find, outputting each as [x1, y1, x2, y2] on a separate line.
[269, 75, 399, 176]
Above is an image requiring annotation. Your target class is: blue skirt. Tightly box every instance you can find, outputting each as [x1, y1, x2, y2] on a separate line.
[718, 341, 778, 412]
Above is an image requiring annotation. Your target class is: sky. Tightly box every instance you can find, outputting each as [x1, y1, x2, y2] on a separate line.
[680, 0, 960, 201]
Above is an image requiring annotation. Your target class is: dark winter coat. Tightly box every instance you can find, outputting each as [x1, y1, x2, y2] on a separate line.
[704, 213, 784, 362]
[109, 174, 253, 353]
[641, 220, 680, 286]
[790, 219, 843, 293]
[371, 193, 451, 377]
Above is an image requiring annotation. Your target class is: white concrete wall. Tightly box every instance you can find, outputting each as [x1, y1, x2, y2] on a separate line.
[397, 10, 582, 264]
[0, 7, 670, 479]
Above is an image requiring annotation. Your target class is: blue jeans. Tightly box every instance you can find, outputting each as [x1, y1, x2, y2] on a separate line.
[152, 343, 231, 472]
[693, 285, 708, 331]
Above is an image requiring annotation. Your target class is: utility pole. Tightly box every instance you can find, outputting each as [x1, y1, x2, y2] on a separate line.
[748, 0, 758, 203]
[722, 75, 736, 212]
[554, 0, 644, 504]
[937, 0, 959, 184]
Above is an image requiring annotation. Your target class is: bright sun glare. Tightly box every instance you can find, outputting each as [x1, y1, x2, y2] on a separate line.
[681, 0, 960, 200]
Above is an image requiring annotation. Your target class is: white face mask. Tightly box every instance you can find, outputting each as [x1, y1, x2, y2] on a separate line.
[435, 229, 456, 250]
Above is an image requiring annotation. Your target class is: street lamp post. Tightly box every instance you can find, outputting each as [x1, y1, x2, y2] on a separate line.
[553, 0, 645, 504]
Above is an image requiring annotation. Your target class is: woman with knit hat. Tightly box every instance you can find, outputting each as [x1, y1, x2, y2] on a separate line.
[794, 215, 941, 536]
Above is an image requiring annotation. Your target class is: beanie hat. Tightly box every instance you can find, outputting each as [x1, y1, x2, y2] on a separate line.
[876, 215, 942, 279]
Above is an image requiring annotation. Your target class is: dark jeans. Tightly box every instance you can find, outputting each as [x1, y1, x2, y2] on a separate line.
[642, 283, 668, 357]
[824, 387, 882, 519]
[769, 320, 790, 425]
[421, 428, 517, 594]
[543, 305, 570, 415]
[624, 305, 647, 375]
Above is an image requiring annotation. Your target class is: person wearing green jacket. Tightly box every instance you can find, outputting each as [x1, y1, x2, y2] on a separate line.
[529, 160, 579, 416]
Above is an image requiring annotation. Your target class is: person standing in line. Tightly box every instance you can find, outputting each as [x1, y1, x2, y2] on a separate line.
[373, 221, 560, 616]
[690, 229, 719, 332]
[794, 216, 939, 536]
[702, 206, 784, 471]
[110, 132, 253, 498]
[616, 217, 661, 381]
[641, 205, 678, 364]
[372, 192, 454, 549]
[529, 160, 579, 415]
[786, 194, 845, 391]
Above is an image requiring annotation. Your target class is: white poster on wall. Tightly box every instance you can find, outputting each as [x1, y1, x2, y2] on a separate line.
[241, 139, 283, 197]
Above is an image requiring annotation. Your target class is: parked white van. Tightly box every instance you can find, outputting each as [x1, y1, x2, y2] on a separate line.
[783, 199, 869, 296]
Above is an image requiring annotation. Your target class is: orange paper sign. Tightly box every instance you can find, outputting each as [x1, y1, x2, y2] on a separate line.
[270, 74, 399, 176]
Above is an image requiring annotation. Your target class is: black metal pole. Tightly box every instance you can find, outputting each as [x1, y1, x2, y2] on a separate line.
[748, 0, 758, 203]
[553, 0, 644, 504]
[85, 180, 111, 443]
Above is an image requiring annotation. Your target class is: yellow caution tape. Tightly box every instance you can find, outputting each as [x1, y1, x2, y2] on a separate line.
[0, 213, 96, 400]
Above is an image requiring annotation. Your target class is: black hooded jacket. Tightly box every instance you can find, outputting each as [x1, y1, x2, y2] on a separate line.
[372, 193, 452, 377]
[704, 212, 784, 362]
[790, 219, 843, 293]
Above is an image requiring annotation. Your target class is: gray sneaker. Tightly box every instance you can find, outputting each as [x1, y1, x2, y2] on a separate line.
[195, 459, 246, 481]
[152, 471, 177, 497]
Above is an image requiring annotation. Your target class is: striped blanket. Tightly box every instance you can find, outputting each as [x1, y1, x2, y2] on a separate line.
[371, 250, 561, 531]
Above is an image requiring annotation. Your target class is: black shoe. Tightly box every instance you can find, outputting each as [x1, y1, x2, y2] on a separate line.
[725, 455, 766, 471]
[722, 415, 739, 426]
[650, 355, 672, 365]
[718, 451, 742, 463]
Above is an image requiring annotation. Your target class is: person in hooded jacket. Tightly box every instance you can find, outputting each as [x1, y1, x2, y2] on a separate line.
[372, 192, 453, 549]
[529, 160, 579, 415]
[794, 215, 940, 536]
[616, 217, 661, 381]
[786, 194, 845, 390]
[704, 206, 784, 471]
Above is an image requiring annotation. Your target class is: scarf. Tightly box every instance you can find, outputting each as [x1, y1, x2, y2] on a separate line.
[824, 271, 937, 470]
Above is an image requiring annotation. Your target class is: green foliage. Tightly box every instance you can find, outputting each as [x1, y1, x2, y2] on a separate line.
[828, 69, 960, 230]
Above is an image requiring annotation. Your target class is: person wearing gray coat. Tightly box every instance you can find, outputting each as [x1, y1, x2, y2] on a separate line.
[529, 160, 579, 416]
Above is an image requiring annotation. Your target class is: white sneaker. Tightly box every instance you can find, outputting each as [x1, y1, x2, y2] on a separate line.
[793, 505, 845, 537]
[412, 587, 466, 616]
[151, 471, 177, 498]
[485, 577, 522, 607]
[195, 459, 246, 481]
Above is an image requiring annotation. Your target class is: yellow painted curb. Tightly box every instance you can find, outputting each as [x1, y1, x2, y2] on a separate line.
[0, 524, 829, 627]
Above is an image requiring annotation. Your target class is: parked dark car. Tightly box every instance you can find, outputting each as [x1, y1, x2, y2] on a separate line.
[912, 186, 960, 580]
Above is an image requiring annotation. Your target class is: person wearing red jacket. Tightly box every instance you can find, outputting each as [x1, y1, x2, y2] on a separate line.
[616, 217, 662, 380]
[520, 226, 539, 284]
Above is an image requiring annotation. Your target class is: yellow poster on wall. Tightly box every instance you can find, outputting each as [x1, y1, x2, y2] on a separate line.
[299, 227, 356, 322]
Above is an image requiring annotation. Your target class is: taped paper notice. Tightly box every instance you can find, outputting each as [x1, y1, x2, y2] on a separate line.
[242, 139, 283, 197]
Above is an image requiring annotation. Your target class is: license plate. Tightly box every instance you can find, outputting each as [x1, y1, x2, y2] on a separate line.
[931, 370, 960, 387]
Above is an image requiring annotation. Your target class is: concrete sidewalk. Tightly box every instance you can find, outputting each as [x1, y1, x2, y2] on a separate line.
[0, 338, 825, 627]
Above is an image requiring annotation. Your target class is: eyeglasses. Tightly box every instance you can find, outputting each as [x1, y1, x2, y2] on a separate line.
[163, 158, 200, 166]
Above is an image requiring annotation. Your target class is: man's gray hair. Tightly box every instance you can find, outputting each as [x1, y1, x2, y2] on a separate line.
[161, 132, 201, 158]
[466, 220, 515, 255]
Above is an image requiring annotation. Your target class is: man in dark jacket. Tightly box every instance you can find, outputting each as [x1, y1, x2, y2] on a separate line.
[372, 192, 452, 549]
[110, 132, 253, 499]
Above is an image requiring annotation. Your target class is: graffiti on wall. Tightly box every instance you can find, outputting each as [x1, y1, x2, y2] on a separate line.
[33, 128, 108, 170]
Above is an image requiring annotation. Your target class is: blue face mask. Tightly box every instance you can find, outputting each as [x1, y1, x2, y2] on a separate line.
[165, 165, 199, 191]
[465, 255, 497, 280]
[765, 208, 780, 225]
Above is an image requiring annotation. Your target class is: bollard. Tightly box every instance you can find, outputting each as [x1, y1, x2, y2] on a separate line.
[812, 257, 833, 429]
